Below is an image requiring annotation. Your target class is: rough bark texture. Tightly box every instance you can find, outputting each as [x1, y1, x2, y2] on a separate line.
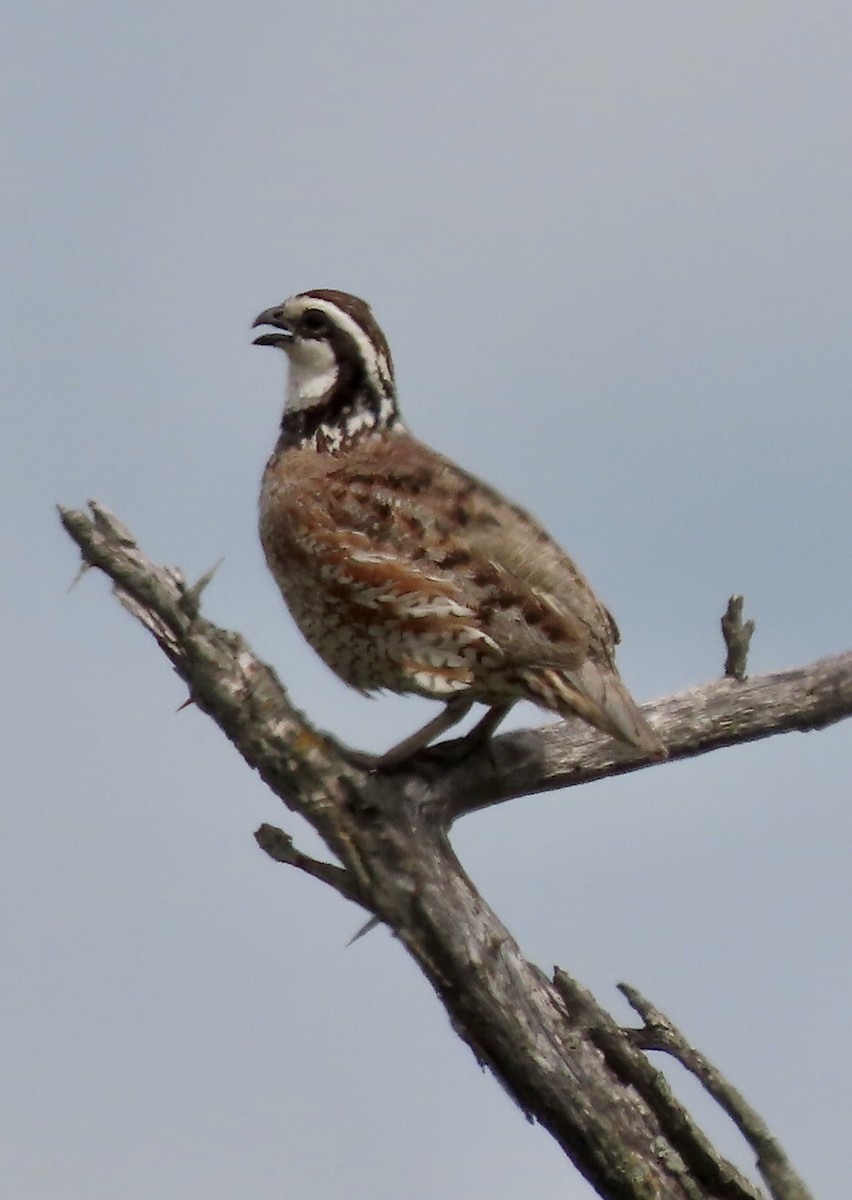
[60, 501, 844, 1200]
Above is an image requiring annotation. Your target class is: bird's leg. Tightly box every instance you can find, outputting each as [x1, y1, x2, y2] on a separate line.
[343, 697, 474, 770]
[459, 703, 512, 749]
[418, 702, 513, 767]
[430, 702, 512, 767]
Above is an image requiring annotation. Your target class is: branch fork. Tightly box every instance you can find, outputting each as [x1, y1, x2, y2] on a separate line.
[60, 501, 844, 1200]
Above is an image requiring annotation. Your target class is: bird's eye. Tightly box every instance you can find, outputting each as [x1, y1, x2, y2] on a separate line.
[300, 310, 329, 337]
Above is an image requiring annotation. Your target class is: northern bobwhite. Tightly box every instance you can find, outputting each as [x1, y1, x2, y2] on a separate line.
[254, 289, 664, 767]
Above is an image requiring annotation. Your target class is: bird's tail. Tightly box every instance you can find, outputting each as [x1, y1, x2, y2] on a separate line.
[520, 660, 666, 757]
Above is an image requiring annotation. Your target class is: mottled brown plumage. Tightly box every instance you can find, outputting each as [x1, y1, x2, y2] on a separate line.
[254, 289, 664, 766]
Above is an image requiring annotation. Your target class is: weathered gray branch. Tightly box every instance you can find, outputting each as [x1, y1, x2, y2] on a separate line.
[553, 970, 766, 1200]
[439, 647, 851, 820]
[619, 984, 814, 1200]
[61, 500, 842, 1200]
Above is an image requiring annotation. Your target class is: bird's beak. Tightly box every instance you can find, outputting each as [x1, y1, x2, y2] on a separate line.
[252, 307, 294, 348]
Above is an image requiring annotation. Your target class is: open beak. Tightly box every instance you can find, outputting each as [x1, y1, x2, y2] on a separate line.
[252, 306, 294, 348]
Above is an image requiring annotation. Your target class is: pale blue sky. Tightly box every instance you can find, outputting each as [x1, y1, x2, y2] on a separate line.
[3, 3, 851, 1197]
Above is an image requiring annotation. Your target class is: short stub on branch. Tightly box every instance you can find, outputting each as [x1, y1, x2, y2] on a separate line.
[721, 594, 756, 681]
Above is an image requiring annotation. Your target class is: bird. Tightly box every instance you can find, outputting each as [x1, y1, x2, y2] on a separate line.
[253, 289, 665, 768]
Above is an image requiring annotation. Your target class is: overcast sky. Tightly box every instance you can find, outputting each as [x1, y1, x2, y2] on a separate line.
[4, 3, 851, 1197]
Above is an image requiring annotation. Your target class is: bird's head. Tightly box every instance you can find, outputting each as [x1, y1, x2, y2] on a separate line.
[253, 289, 396, 417]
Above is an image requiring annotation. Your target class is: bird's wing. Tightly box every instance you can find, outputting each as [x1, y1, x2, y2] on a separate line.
[285, 442, 660, 752]
[428, 456, 622, 654]
[319, 438, 609, 672]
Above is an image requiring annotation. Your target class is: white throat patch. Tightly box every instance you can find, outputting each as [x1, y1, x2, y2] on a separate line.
[285, 338, 339, 412]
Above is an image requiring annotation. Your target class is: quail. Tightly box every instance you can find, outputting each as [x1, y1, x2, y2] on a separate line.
[253, 289, 664, 767]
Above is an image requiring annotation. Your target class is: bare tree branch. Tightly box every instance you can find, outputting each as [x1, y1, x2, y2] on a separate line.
[438, 649, 852, 820]
[60, 500, 839, 1200]
[59, 503, 852, 822]
[620, 984, 815, 1200]
[553, 970, 765, 1200]
[253, 823, 363, 904]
